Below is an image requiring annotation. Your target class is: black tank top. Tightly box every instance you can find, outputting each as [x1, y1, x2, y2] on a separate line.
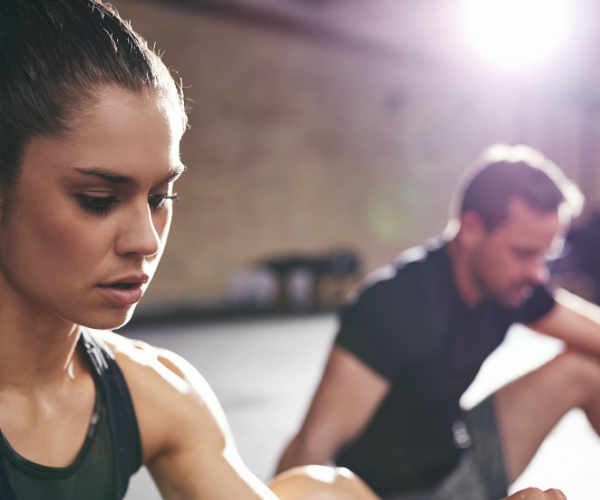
[0, 329, 143, 500]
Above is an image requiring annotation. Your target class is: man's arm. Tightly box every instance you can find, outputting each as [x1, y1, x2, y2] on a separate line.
[276, 345, 390, 474]
[527, 288, 600, 354]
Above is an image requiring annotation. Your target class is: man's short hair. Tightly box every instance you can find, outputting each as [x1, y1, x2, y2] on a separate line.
[452, 144, 584, 231]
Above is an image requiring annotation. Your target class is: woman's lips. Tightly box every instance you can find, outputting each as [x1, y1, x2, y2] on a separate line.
[97, 282, 144, 306]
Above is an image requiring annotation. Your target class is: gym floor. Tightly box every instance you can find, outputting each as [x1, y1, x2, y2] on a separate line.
[121, 315, 600, 500]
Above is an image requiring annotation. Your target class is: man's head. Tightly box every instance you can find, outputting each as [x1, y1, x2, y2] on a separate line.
[449, 145, 584, 308]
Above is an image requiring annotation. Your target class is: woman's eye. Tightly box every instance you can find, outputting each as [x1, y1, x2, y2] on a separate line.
[149, 193, 180, 213]
[77, 195, 119, 217]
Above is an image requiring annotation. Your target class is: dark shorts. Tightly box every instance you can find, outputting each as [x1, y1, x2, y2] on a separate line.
[384, 396, 508, 500]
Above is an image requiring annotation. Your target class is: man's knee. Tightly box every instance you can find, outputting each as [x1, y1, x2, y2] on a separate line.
[553, 349, 600, 394]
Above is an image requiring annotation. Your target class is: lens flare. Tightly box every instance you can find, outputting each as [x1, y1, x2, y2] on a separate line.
[460, 0, 572, 72]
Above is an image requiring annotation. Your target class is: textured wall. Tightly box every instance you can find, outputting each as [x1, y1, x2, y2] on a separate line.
[110, 0, 592, 311]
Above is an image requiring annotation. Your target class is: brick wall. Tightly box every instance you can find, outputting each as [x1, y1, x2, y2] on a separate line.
[110, 0, 594, 312]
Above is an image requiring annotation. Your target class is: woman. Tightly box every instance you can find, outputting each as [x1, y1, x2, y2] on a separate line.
[0, 1, 566, 499]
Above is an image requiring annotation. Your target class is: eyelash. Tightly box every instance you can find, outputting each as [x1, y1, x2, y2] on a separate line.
[149, 193, 180, 213]
[77, 194, 180, 217]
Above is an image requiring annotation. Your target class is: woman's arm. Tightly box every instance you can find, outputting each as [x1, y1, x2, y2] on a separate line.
[103, 332, 379, 500]
[102, 332, 567, 500]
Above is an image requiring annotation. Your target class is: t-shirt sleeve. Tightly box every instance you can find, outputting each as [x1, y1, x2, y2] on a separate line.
[335, 275, 427, 382]
[514, 284, 556, 324]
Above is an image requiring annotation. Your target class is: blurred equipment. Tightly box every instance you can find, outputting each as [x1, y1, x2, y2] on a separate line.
[259, 250, 362, 310]
[227, 268, 279, 309]
[226, 251, 361, 312]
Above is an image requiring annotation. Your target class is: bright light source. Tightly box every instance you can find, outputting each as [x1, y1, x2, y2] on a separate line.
[460, 0, 572, 72]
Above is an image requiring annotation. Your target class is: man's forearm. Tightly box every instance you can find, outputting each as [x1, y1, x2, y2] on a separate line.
[276, 434, 332, 475]
[528, 290, 600, 355]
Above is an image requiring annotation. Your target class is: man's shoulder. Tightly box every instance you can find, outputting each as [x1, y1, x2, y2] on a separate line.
[348, 238, 449, 307]
[336, 240, 452, 377]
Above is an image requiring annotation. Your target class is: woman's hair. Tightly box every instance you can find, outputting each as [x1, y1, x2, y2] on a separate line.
[0, 0, 187, 191]
[450, 144, 584, 231]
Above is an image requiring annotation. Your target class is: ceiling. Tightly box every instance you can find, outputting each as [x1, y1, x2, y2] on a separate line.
[149, 0, 459, 61]
[149, 0, 600, 97]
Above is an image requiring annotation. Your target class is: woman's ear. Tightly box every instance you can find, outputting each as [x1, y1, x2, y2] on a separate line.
[456, 211, 486, 250]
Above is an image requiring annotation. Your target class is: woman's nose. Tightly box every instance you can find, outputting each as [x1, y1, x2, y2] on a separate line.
[114, 203, 161, 257]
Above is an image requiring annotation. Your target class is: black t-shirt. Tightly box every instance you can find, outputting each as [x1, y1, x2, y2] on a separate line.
[334, 241, 555, 497]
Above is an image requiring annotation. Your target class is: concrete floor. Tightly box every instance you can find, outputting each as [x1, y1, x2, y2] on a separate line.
[121, 315, 600, 500]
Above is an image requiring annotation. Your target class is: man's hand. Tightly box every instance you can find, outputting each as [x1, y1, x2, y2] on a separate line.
[504, 488, 567, 500]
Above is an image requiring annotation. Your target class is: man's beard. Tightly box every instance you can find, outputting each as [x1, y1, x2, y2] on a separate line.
[486, 280, 534, 309]
[472, 261, 534, 308]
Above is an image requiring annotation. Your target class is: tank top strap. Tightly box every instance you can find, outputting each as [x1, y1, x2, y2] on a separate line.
[81, 328, 143, 500]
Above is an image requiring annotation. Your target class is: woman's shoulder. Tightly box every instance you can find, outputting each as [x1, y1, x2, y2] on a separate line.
[91, 329, 178, 370]
[90, 329, 198, 385]
[87, 329, 231, 464]
[88, 329, 220, 411]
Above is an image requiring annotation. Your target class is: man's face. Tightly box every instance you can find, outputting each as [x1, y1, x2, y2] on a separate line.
[469, 197, 561, 308]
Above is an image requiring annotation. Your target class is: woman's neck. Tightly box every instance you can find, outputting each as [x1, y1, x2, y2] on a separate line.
[0, 284, 82, 391]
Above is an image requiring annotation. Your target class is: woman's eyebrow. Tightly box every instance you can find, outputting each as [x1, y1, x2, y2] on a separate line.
[75, 167, 134, 184]
[74, 165, 186, 185]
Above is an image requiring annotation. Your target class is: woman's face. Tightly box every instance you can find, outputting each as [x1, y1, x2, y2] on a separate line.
[0, 89, 185, 330]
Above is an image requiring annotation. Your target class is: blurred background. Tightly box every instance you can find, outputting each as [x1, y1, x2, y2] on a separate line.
[107, 0, 600, 499]
[111, 0, 600, 319]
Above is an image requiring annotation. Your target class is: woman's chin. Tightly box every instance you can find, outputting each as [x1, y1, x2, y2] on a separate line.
[79, 304, 138, 331]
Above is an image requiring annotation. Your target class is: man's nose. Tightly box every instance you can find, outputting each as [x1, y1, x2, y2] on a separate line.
[527, 258, 549, 285]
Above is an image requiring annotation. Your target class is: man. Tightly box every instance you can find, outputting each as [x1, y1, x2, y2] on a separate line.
[277, 145, 600, 500]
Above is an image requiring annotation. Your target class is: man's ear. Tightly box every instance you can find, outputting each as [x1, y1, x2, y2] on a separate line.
[456, 211, 486, 250]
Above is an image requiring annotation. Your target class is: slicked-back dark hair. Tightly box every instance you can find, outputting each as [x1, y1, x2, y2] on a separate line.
[0, 0, 186, 191]
[452, 144, 584, 231]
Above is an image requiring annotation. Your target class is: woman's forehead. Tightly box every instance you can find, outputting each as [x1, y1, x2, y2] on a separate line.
[21, 91, 183, 184]
[80, 89, 184, 136]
